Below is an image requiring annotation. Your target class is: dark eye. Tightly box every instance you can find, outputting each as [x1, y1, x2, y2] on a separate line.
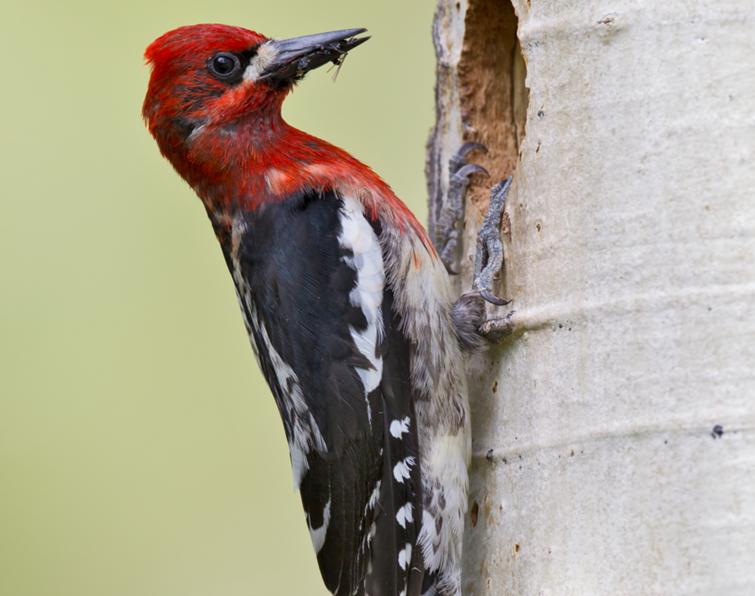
[208, 52, 242, 81]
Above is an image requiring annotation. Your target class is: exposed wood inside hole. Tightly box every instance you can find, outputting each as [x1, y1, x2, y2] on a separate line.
[459, 0, 528, 217]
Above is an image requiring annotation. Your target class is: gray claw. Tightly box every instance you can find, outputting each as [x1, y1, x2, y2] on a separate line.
[450, 142, 488, 174]
[452, 163, 489, 182]
[479, 289, 511, 307]
[437, 143, 490, 272]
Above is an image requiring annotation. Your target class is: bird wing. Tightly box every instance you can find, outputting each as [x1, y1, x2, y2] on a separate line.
[228, 189, 424, 596]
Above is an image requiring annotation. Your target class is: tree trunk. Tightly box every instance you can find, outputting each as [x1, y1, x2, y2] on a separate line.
[427, 1, 755, 594]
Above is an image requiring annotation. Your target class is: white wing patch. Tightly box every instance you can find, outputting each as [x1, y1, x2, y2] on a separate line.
[390, 416, 411, 439]
[337, 195, 385, 425]
[398, 543, 412, 571]
[365, 479, 382, 515]
[396, 502, 414, 529]
[257, 312, 328, 488]
[393, 456, 416, 483]
[307, 498, 332, 553]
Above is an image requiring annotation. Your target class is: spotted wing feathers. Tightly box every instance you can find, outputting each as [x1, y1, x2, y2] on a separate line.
[228, 190, 423, 595]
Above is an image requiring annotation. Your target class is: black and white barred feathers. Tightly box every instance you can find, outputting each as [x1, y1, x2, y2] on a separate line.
[220, 189, 470, 596]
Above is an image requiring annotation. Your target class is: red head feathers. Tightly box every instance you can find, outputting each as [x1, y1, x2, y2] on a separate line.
[142, 23, 427, 242]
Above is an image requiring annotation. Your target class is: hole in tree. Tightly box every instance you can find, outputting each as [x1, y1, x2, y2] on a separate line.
[459, 0, 528, 214]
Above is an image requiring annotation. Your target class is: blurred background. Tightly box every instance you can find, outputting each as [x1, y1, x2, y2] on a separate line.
[0, 1, 435, 595]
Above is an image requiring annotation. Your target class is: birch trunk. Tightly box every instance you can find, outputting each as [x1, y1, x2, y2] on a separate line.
[427, 1, 755, 594]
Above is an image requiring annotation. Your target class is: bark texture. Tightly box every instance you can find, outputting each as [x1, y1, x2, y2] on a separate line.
[427, 1, 755, 594]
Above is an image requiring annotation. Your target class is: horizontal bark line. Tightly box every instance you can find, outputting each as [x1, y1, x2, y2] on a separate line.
[472, 422, 754, 462]
[493, 280, 755, 333]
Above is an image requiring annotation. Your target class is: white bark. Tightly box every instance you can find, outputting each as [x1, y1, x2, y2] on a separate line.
[428, 1, 755, 594]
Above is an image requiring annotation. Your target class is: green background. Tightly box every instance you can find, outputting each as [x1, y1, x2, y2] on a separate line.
[0, 2, 435, 595]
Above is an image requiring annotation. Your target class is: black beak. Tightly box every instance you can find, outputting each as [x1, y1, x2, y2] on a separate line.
[259, 28, 369, 83]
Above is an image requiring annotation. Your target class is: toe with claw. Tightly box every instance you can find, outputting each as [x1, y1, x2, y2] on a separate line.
[436, 142, 489, 273]
[472, 176, 517, 342]
[473, 176, 512, 306]
[479, 310, 516, 343]
[450, 175, 517, 347]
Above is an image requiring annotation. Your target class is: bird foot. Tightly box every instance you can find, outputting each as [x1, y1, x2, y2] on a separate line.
[436, 143, 489, 273]
[450, 175, 515, 347]
[474, 176, 515, 342]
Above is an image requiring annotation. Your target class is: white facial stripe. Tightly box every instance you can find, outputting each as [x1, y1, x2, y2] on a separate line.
[243, 41, 279, 82]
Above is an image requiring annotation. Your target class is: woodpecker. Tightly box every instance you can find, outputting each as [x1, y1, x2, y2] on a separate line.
[143, 24, 500, 596]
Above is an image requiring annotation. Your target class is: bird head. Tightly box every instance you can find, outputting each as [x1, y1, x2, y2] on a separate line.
[143, 24, 368, 131]
[142, 24, 368, 177]
[142, 23, 429, 248]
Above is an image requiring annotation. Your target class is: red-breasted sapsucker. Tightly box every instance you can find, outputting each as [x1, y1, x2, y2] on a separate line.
[143, 25, 479, 596]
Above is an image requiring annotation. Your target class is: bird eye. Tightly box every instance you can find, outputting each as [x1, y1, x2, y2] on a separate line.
[208, 52, 242, 81]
